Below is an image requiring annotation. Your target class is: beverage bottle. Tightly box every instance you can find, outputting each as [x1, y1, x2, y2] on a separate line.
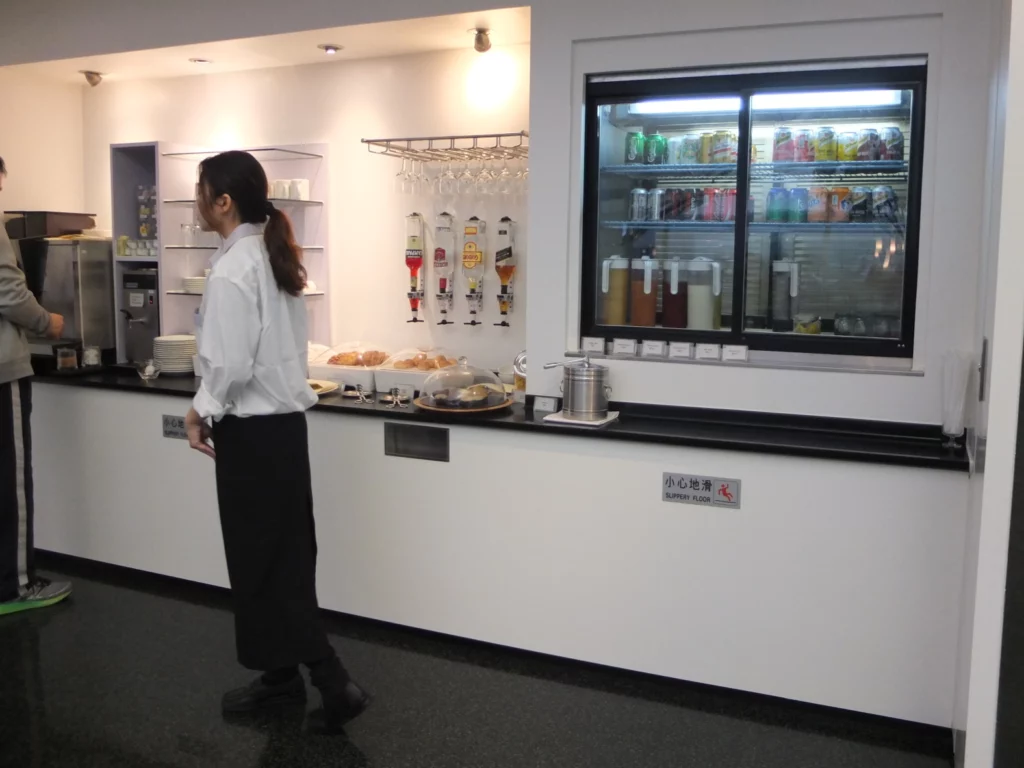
[461, 216, 487, 325]
[494, 217, 516, 325]
[405, 213, 425, 323]
[434, 212, 456, 324]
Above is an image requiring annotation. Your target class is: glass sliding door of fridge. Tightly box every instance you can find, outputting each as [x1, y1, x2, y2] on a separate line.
[590, 94, 742, 334]
[744, 87, 914, 342]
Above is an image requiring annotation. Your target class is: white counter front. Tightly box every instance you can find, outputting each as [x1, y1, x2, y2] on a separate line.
[32, 382, 968, 727]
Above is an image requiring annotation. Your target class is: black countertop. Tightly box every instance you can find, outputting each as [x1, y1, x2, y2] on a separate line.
[34, 370, 969, 472]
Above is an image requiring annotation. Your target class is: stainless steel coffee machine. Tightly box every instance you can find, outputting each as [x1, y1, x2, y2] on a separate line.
[17, 236, 116, 360]
[121, 268, 160, 362]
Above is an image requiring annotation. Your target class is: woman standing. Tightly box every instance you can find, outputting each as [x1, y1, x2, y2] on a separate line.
[184, 151, 369, 731]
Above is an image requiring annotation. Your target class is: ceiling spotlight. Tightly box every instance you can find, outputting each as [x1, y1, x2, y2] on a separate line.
[318, 44, 343, 56]
[188, 58, 213, 65]
[472, 28, 491, 53]
[79, 70, 103, 87]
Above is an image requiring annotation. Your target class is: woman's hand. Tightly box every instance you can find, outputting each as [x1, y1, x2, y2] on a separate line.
[185, 408, 216, 459]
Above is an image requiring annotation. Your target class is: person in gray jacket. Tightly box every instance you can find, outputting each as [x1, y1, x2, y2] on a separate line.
[0, 156, 72, 615]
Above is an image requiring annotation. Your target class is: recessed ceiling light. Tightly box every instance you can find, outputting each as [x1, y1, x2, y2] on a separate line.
[318, 44, 343, 55]
[189, 58, 213, 65]
[469, 28, 491, 53]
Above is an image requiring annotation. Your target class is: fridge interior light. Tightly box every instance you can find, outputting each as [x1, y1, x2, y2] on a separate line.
[632, 90, 902, 115]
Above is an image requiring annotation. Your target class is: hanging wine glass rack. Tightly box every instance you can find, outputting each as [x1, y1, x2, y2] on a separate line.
[362, 131, 529, 162]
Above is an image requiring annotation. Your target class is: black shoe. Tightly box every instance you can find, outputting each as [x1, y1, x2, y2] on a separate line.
[309, 681, 372, 734]
[221, 674, 306, 714]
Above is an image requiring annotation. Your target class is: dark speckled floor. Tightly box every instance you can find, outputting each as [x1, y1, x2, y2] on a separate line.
[0, 558, 953, 768]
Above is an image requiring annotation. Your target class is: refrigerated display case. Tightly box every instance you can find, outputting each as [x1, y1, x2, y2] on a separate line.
[580, 60, 926, 357]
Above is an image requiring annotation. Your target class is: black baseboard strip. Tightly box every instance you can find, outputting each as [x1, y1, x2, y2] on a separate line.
[37, 550, 953, 760]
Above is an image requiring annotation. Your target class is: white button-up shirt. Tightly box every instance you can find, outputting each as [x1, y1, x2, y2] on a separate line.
[193, 223, 316, 421]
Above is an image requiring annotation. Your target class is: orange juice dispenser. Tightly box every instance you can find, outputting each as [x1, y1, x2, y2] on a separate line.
[461, 216, 486, 326]
[494, 216, 516, 327]
[434, 212, 455, 325]
[405, 213, 425, 323]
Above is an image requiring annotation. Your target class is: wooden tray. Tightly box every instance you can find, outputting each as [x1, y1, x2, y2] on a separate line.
[414, 397, 514, 414]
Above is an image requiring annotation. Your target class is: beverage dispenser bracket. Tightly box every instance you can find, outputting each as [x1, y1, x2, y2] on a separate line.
[362, 131, 529, 162]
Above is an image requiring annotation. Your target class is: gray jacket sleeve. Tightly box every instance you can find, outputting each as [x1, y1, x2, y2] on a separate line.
[0, 226, 51, 336]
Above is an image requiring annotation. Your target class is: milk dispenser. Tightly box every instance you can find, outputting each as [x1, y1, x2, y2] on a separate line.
[405, 213, 425, 323]
[686, 257, 722, 331]
[434, 212, 456, 325]
[461, 216, 486, 326]
[770, 261, 800, 332]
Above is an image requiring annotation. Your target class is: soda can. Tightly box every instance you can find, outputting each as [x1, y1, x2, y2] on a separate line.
[667, 188, 685, 220]
[681, 134, 701, 164]
[766, 188, 790, 222]
[794, 130, 814, 162]
[679, 189, 694, 220]
[773, 127, 795, 162]
[690, 188, 705, 221]
[872, 186, 899, 222]
[788, 188, 809, 223]
[667, 137, 683, 165]
[728, 133, 739, 163]
[808, 187, 830, 222]
[858, 129, 882, 161]
[838, 132, 859, 162]
[625, 132, 645, 164]
[881, 127, 905, 161]
[829, 187, 852, 222]
[645, 133, 667, 165]
[704, 188, 720, 221]
[629, 188, 648, 221]
[647, 188, 667, 221]
[850, 186, 872, 222]
[721, 189, 738, 222]
[712, 131, 733, 164]
[699, 133, 714, 164]
[815, 127, 838, 162]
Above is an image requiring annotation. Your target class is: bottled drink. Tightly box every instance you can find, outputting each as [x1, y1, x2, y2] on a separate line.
[462, 217, 487, 323]
[494, 217, 516, 318]
[405, 213, 425, 322]
[434, 212, 456, 321]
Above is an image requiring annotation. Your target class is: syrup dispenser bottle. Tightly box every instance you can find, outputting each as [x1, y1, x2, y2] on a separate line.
[405, 213, 425, 323]
[493, 216, 516, 327]
[461, 216, 486, 326]
[434, 212, 455, 325]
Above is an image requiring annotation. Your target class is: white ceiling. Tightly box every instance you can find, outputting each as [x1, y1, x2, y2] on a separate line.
[3, 7, 530, 85]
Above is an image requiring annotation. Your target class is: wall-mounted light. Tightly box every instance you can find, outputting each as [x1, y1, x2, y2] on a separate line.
[471, 28, 491, 53]
[632, 89, 903, 116]
[318, 44, 343, 56]
[188, 58, 213, 65]
[79, 70, 103, 87]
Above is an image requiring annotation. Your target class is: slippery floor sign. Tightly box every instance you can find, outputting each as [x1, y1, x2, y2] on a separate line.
[662, 473, 741, 509]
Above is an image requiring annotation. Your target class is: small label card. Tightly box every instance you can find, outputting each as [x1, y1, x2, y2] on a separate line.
[612, 338, 638, 356]
[668, 342, 694, 360]
[581, 337, 605, 354]
[696, 344, 721, 361]
[722, 345, 749, 362]
[641, 340, 667, 358]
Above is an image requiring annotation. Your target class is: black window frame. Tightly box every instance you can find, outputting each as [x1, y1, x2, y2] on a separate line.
[580, 63, 928, 358]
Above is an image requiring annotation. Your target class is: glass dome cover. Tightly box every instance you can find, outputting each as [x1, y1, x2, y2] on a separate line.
[419, 357, 506, 409]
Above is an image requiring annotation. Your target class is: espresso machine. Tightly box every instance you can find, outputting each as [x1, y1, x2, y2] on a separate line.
[121, 268, 160, 362]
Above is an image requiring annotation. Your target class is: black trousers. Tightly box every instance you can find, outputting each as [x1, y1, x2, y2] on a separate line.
[0, 378, 34, 602]
[212, 412, 334, 671]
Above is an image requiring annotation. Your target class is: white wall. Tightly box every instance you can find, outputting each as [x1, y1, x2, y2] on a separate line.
[0, 70, 84, 213]
[80, 46, 530, 368]
[528, 0, 998, 423]
[31, 383, 970, 726]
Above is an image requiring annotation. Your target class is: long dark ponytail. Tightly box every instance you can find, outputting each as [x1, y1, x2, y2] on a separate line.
[198, 150, 306, 296]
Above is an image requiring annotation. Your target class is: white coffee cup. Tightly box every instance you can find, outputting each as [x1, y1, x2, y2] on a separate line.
[271, 179, 289, 199]
[289, 179, 310, 201]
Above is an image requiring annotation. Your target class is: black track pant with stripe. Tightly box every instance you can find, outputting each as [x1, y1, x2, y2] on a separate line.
[0, 378, 33, 602]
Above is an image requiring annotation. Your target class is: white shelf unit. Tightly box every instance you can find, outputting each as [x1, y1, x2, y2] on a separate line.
[157, 143, 330, 345]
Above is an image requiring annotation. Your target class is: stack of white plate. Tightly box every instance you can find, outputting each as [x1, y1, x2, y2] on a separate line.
[183, 276, 207, 294]
[154, 335, 198, 374]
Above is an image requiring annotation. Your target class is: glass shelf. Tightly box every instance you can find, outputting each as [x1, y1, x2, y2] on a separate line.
[167, 290, 325, 297]
[163, 244, 325, 250]
[602, 220, 904, 234]
[162, 198, 322, 206]
[601, 160, 908, 179]
[161, 147, 323, 162]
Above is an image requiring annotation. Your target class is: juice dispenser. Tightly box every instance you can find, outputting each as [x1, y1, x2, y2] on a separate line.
[434, 212, 455, 325]
[770, 261, 800, 332]
[661, 258, 687, 328]
[405, 213, 425, 323]
[494, 216, 516, 327]
[599, 257, 629, 325]
[686, 257, 722, 330]
[461, 216, 486, 326]
[629, 255, 659, 327]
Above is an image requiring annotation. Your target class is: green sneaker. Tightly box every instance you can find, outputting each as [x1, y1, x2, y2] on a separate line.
[0, 578, 72, 616]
